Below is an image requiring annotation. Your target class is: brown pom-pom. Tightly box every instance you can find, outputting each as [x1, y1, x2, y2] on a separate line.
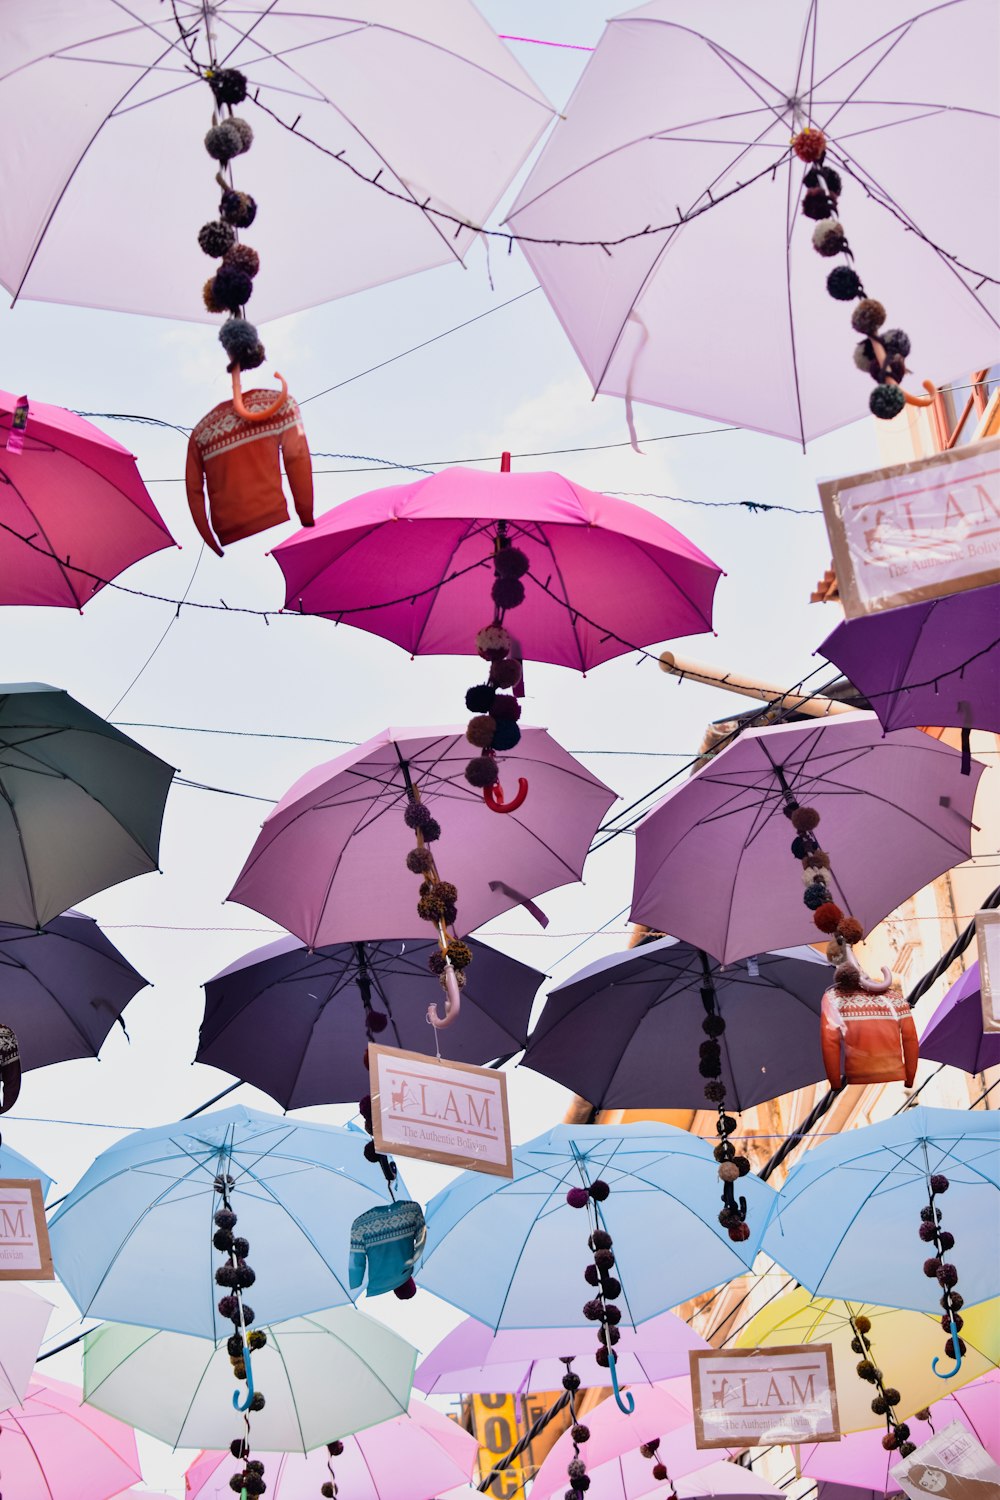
[835, 967, 862, 994]
[837, 917, 864, 945]
[791, 806, 820, 832]
[851, 299, 886, 335]
[466, 715, 497, 748]
[489, 657, 522, 690]
[406, 847, 433, 874]
[793, 127, 827, 162]
[855, 1315, 872, 1333]
[802, 851, 830, 870]
[652, 1464, 668, 1482]
[491, 695, 521, 722]
[718, 1162, 740, 1182]
[203, 277, 226, 313]
[813, 902, 843, 933]
[446, 940, 473, 970]
[465, 755, 499, 788]
[224, 243, 260, 279]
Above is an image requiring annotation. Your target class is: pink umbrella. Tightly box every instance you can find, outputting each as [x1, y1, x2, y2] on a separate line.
[631, 712, 983, 964]
[0, 391, 175, 608]
[228, 725, 616, 947]
[415, 1312, 709, 1396]
[800, 1370, 999, 1492]
[270, 466, 721, 671]
[556, 1459, 783, 1500]
[185, 1400, 477, 1500]
[0, 1376, 142, 1500]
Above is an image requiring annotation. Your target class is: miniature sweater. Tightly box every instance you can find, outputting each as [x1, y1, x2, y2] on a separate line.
[820, 984, 919, 1089]
[349, 1200, 426, 1298]
[185, 389, 313, 554]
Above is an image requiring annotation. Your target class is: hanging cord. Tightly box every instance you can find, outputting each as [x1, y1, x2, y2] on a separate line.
[847, 1308, 916, 1457]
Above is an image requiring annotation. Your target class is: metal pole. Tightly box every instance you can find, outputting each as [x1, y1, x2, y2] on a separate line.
[477, 1389, 571, 1492]
[658, 651, 856, 718]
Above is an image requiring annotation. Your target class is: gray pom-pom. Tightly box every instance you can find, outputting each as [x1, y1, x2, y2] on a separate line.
[870, 384, 906, 421]
[198, 220, 236, 258]
[812, 220, 846, 256]
[205, 121, 245, 163]
[881, 328, 911, 359]
[853, 339, 876, 374]
[227, 117, 254, 153]
[219, 317, 265, 371]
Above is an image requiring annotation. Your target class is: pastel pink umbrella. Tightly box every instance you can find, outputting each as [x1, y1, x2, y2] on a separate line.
[415, 1312, 709, 1396]
[0, 390, 175, 608]
[564, 1459, 784, 1500]
[185, 1400, 477, 1500]
[0, 1376, 142, 1500]
[270, 466, 721, 671]
[800, 1370, 1000, 1492]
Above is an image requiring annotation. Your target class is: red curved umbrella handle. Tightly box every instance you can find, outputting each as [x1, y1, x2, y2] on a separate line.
[231, 369, 288, 422]
[484, 778, 528, 814]
[427, 964, 461, 1029]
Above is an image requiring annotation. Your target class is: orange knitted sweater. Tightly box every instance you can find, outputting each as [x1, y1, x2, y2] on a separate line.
[185, 390, 314, 554]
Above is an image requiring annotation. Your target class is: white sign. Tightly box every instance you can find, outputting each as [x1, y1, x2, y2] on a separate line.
[0, 1180, 54, 1279]
[819, 437, 1000, 616]
[690, 1345, 840, 1448]
[369, 1044, 513, 1178]
[891, 1419, 1000, 1499]
[976, 911, 1000, 1034]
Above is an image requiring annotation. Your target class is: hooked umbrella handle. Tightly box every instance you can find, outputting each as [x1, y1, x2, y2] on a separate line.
[233, 1340, 256, 1411]
[932, 1312, 964, 1380]
[607, 1349, 635, 1414]
[427, 963, 461, 1030]
[484, 778, 529, 814]
[231, 369, 288, 422]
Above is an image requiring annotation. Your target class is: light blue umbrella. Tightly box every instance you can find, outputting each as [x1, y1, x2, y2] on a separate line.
[0, 1139, 53, 1199]
[49, 1105, 406, 1340]
[763, 1107, 999, 1318]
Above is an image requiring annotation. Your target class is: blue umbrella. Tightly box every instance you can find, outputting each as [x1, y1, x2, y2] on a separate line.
[49, 1105, 406, 1340]
[0, 1139, 53, 1199]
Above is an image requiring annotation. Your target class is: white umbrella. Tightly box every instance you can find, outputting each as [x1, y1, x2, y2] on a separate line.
[0, 1286, 52, 1409]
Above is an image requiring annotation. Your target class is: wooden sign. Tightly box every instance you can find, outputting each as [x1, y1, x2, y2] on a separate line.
[0, 1180, 54, 1279]
[689, 1344, 840, 1448]
[818, 437, 1000, 617]
[976, 910, 1000, 1034]
[369, 1044, 513, 1178]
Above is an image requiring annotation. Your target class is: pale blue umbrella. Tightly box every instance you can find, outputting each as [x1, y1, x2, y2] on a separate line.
[0, 1140, 53, 1199]
[48, 1105, 406, 1340]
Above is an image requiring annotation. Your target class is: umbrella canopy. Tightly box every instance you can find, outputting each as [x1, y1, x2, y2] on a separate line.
[271, 467, 721, 670]
[83, 1306, 416, 1452]
[48, 1105, 406, 1338]
[522, 937, 830, 1111]
[0, 910, 147, 1071]
[196, 934, 543, 1109]
[735, 1288, 1000, 1430]
[421, 1122, 775, 1330]
[630, 712, 983, 964]
[0, 1285, 52, 1409]
[0, 1138, 54, 1198]
[0, 2, 552, 322]
[0, 391, 175, 608]
[185, 1400, 478, 1499]
[0, 684, 175, 929]
[415, 1309, 708, 1396]
[920, 963, 999, 1076]
[538, 1458, 781, 1500]
[820, 585, 1000, 738]
[763, 1106, 1000, 1312]
[505, 0, 1000, 445]
[228, 725, 616, 948]
[0, 1376, 141, 1500]
[531, 1382, 732, 1500]
[800, 1370, 1000, 1492]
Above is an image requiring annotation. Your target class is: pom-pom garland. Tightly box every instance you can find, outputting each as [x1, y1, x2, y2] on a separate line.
[463, 520, 532, 782]
[850, 1311, 914, 1458]
[214, 1170, 267, 1500]
[919, 1167, 962, 1368]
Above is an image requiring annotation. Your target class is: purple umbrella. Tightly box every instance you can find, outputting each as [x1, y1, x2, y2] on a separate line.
[0, 910, 147, 1070]
[196, 934, 543, 1108]
[521, 937, 830, 1111]
[921, 961, 998, 1075]
[414, 1310, 708, 1396]
[820, 584, 1000, 738]
[631, 713, 983, 964]
[228, 725, 616, 949]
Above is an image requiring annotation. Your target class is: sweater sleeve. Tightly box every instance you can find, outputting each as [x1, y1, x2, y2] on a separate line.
[901, 1010, 920, 1088]
[185, 433, 224, 556]
[820, 991, 843, 1091]
[281, 405, 314, 528]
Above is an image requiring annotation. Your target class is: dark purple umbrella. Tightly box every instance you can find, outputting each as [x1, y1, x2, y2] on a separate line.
[521, 937, 830, 1111]
[820, 584, 1000, 739]
[921, 961, 998, 1074]
[0, 910, 146, 1069]
[196, 935, 544, 1109]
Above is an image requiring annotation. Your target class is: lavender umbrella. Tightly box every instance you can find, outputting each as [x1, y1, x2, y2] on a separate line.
[0, 911, 147, 1071]
[921, 962, 999, 1075]
[522, 937, 830, 1111]
[196, 934, 543, 1108]
[820, 585, 1000, 738]
[631, 713, 983, 965]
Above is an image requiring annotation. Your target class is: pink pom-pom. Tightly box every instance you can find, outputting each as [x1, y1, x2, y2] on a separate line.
[566, 1187, 590, 1209]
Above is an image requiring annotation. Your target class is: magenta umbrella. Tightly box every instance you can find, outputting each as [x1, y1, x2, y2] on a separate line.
[631, 712, 983, 964]
[0, 1376, 142, 1500]
[229, 725, 616, 947]
[415, 1310, 708, 1396]
[0, 390, 175, 608]
[270, 466, 721, 671]
[185, 1400, 477, 1500]
[921, 962, 999, 1075]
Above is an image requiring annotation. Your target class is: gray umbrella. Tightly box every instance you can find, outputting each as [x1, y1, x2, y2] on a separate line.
[521, 937, 830, 1111]
[0, 910, 147, 1070]
[196, 935, 545, 1108]
[0, 684, 174, 927]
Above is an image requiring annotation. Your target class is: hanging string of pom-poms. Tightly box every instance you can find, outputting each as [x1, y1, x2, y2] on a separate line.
[639, 1440, 678, 1499]
[793, 128, 935, 422]
[566, 1151, 634, 1416]
[848, 1312, 916, 1459]
[320, 1439, 343, 1498]
[695, 954, 752, 1241]
[921, 1170, 966, 1379]
[213, 1170, 267, 1500]
[559, 1357, 593, 1500]
[396, 758, 470, 1029]
[464, 455, 530, 814]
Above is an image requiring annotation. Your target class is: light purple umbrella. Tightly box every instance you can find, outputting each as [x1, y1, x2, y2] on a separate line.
[631, 713, 983, 965]
[921, 961, 999, 1075]
[544, 1459, 782, 1500]
[505, 1, 999, 444]
[820, 584, 1000, 740]
[414, 1311, 708, 1396]
[228, 725, 616, 948]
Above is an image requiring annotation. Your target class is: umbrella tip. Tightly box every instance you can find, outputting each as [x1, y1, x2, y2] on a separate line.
[500, 451, 511, 473]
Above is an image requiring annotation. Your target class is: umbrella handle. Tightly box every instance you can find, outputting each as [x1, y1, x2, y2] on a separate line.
[932, 1313, 964, 1380]
[233, 1344, 255, 1411]
[231, 369, 288, 422]
[427, 963, 461, 1029]
[483, 778, 529, 814]
[870, 339, 937, 408]
[607, 1349, 635, 1414]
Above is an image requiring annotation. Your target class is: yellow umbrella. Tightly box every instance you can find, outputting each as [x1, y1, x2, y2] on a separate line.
[735, 1287, 998, 1432]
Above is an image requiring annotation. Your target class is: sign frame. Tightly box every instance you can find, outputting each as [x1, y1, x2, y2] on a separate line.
[976, 909, 1000, 1034]
[689, 1343, 841, 1449]
[369, 1043, 513, 1178]
[0, 1179, 54, 1280]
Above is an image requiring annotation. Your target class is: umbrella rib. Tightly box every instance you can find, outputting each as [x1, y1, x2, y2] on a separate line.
[0, 778, 42, 928]
[5, 1410, 61, 1500]
[267, 1324, 309, 1455]
[489, 1156, 585, 1329]
[781, 147, 808, 448]
[819, 22, 918, 140]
